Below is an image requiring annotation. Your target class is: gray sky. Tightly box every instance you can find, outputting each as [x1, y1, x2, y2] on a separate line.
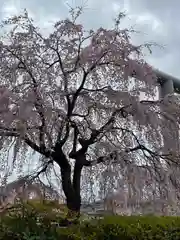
[0, 0, 179, 78]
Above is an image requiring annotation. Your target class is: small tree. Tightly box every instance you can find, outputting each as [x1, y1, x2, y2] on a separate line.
[0, 7, 179, 218]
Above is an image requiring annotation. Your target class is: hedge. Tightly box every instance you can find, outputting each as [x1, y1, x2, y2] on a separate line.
[1, 201, 180, 239]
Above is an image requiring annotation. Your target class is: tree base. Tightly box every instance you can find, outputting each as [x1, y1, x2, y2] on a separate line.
[58, 217, 79, 226]
[57, 209, 80, 226]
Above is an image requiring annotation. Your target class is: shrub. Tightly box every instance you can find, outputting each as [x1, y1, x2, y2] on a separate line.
[0, 200, 65, 239]
[80, 215, 180, 240]
[2, 203, 180, 239]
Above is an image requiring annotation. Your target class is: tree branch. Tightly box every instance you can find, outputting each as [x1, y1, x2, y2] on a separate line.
[49, 42, 72, 148]
[70, 51, 109, 117]
[70, 68, 88, 116]
[50, 41, 71, 110]
[70, 99, 158, 159]
[32, 159, 54, 179]
[0, 125, 52, 158]
[69, 121, 80, 158]
[6, 48, 47, 152]
[83, 99, 159, 145]
[24, 136, 52, 158]
[83, 143, 162, 167]
[54, 119, 70, 148]
[82, 86, 109, 92]
[78, 105, 128, 148]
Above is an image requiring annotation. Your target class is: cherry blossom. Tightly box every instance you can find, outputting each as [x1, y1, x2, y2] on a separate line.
[0, 8, 178, 217]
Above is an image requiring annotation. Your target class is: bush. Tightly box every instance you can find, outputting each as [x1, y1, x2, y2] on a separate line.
[80, 215, 180, 240]
[0, 200, 67, 239]
[59, 215, 180, 240]
[2, 202, 180, 239]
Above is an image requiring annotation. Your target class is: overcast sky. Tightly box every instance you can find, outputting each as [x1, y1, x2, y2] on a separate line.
[0, 0, 179, 78]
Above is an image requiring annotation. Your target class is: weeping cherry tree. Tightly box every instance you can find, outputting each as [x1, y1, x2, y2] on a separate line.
[0, 7, 179, 217]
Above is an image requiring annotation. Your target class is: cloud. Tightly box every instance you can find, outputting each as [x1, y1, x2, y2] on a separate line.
[121, 0, 180, 77]
[1, 0, 20, 18]
[0, 0, 179, 77]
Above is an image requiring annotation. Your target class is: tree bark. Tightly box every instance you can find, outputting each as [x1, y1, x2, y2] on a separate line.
[52, 148, 83, 221]
[61, 167, 81, 216]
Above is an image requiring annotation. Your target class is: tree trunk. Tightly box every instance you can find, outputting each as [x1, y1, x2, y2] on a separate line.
[61, 167, 81, 219]
[52, 149, 83, 222]
[62, 163, 83, 219]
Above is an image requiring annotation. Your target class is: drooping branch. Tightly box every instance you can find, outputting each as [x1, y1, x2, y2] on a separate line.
[73, 106, 129, 155]
[6, 48, 47, 152]
[24, 136, 52, 158]
[69, 98, 161, 161]
[83, 143, 164, 167]
[32, 159, 54, 179]
[0, 126, 51, 158]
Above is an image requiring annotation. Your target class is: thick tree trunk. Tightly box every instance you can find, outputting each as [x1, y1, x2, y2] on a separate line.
[52, 149, 83, 222]
[61, 167, 81, 218]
